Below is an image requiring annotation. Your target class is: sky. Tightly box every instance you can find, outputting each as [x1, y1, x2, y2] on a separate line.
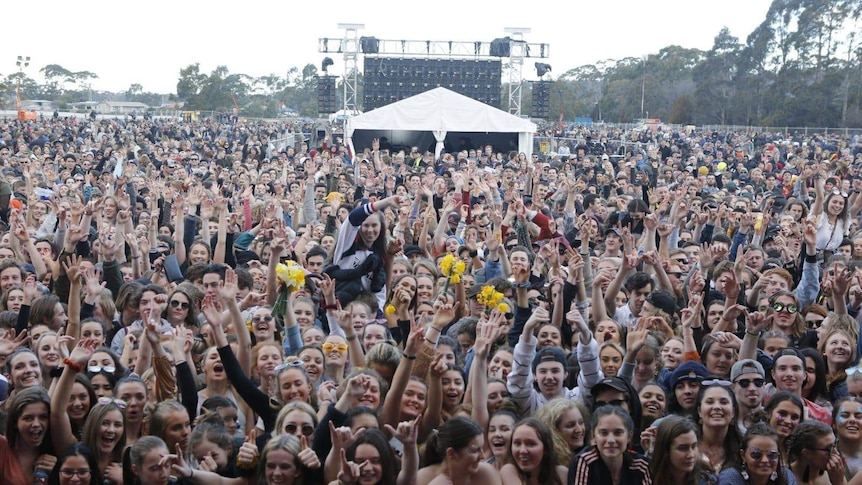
[5, 0, 774, 95]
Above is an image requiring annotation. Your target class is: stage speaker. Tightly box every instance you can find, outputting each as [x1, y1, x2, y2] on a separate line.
[531, 80, 551, 119]
[317, 75, 337, 114]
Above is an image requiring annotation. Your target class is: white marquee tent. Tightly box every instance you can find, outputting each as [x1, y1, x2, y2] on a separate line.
[345, 87, 536, 159]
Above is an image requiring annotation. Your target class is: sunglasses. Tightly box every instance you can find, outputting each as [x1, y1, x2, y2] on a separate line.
[275, 360, 305, 373]
[595, 399, 626, 408]
[748, 448, 780, 462]
[734, 378, 765, 388]
[702, 379, 733, 387]
[807, 318, 824, 329]
[252, 315, 274, 324]
[88, 365, 116, 374]
[771, 302, 798, 314]
[322, 342, 349, 354]
[97, 397, 127, 409]
[832, 189, 849, 197]
[170, 300, 189, 310]
[284, 423, 315, 436]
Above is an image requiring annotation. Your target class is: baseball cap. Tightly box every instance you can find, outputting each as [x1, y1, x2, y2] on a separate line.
[730, 359, 765, 382]
[591, 376, 629, 396]
[531, 347, 567, 372]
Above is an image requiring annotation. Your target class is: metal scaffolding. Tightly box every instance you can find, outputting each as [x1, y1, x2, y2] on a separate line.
[338, 23, 364, 115]
[317, 27, 548, 114]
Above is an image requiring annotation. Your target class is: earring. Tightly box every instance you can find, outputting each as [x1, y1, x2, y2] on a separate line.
[770, 471, 778, 481]
[740, 460, 749, 480]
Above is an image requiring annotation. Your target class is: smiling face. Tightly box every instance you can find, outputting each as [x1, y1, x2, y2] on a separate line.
[742, 436, 781, 482]
[661, 339, 684, 370]
[37, 334, 61, 369]
[772, 354, 805, 394]
[17, 401, 49, 448]
[698, 387, 735, 429]
[488, 413, 514, 459]
[256, 344, 283, 379]
[68, 382, 91, 421]
[835, 400, 862, 442]
[98, 408, 124, 456]
[441, 369, 465, 410]
[10, 351, 42, 389]
[278, 368, 311, 404]
[535, 361, 566, 398]
[558, 407, 587, 450]
[823, 331, 853, 368]
[298, 349, 324, 383]
[594, 414, 632, 462]
[400, 380, 427, 419]
[354, 443, 383, 485]
[638, 384, 666, 421]
[769, 400, 802, 439]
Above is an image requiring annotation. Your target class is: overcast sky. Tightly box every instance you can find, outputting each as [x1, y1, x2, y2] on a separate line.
[5, 0, 773, 94]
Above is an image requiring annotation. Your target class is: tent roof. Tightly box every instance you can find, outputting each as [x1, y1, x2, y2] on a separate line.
[346, 87, 536, 135]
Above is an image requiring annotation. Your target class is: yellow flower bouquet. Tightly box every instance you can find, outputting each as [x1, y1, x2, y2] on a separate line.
[272, 260, 306, 318]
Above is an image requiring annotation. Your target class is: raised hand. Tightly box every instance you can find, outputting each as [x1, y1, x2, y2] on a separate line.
[384, 414, 421, 446]
[297, 435, 320, 469]
[330, 421, 365, 455]
[0, 329, 29, 357]
[219, 267, 239, 303]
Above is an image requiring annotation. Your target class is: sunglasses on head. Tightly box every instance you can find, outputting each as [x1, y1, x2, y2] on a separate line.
[748, 448, 780, 462]
[284, 423, 315, 436]
[170, 299, 189, 310]
[734, 378, 765, 388]
[97, 397, 127, 409]
[88, 365, 116, 374]
[702, 379, 732, 387]
[771, 302, 798, 314]
[275, 360, 304, 373]
[322, 342, 349, 353]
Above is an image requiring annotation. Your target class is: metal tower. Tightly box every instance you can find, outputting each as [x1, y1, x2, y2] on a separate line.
[505, 28, 530, 116]
[338, 23, 364, 115]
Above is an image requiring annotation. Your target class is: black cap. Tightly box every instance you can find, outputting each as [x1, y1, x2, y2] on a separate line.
[591, 376, 629, 396]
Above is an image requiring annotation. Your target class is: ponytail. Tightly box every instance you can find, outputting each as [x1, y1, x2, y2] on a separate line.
[421, 430, 442, 467]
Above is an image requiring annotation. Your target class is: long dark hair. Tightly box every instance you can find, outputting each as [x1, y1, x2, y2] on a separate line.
[799, 348, 828, 403]
[509, 418, 563, 485]
[421, 416, 482, 467]
[650, 416, 707, 485]
[6, 387, 53, 454]
[739, 423, 790, 485]
[346, 429, 398, 485]
[49, 443, 100, 485]
[695, 383, 742, 471]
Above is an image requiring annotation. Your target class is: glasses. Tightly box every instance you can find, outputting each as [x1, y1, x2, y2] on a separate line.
[97, 397, 127, 409]
[668, 272, 684, 278]
[88, 365, 116, 374]
[702, 379, 733, 387]
[673, 258, 690, 265]
[595, 399, 626, 408]
[275, 360, 304, 373]
[322, 342, 349, 354]
[771, 302, 799, 314]
[832, 189, 849, 197]
[847, 367, 862, 376]
[811, 444, 836, 454]
[170, 300, 190, 310]
[807, 318, 824, 329]
[59, 469, 92, 479]
[284, 423, 315, 436]
[252, 315, 274, 324]
[748, 449, 780, 462]
[735, 378, 765, 388]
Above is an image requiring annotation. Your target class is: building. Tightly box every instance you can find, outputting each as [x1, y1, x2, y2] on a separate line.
[94, 101, 149, 114]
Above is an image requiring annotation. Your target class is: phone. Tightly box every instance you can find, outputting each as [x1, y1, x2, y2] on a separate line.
[163, 255, 184, 283]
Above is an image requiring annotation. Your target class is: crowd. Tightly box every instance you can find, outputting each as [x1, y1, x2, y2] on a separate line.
[0, 113, 862, 485]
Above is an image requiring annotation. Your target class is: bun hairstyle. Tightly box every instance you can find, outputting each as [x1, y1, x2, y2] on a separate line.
[421, 416, 482, 467]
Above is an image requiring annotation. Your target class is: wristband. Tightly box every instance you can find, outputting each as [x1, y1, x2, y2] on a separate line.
[469, 249, 478, 258]
[345, 334, 357, 342]
[402, 351, 417, 360]
[321, 302, 338, 310]
[63, 358, 83, 373]
[745, 329, 761, 337]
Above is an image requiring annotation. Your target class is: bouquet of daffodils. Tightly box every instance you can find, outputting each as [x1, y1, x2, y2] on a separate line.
[272, 261, 306, 318]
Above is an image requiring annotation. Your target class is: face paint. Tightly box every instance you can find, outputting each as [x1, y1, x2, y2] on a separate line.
[837, 416, 847, 426]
